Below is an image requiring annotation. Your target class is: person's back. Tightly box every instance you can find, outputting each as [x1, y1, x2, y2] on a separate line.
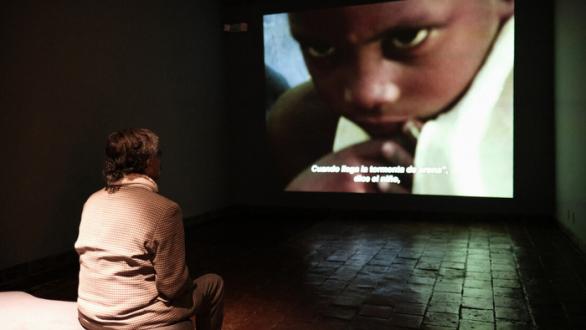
[76, 175, 192, 329]
[75, 128, 223, 330]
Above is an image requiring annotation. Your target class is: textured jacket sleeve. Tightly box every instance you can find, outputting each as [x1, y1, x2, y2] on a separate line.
[151, 203, 190, 302]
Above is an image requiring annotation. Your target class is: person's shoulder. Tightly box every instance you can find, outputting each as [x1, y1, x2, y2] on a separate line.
[157, 194, 181, 213]
[82, 188, 108, 206]
[92, 185, 179, 212]
[128, 189, 183, 224]
[136, 188, 180, 212]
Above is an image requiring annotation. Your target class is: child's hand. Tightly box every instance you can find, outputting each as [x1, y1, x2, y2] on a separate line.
[285, 139, 414, 193]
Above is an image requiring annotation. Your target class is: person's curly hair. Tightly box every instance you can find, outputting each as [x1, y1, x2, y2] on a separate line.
[103, 128, 160, 192]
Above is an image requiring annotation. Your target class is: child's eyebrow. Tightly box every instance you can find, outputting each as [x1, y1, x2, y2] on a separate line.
[366, 16, 441, 44]
[291, 16, 442, 48]
[393, 12, 446, 28]
[289, 3, 451, 46]
[363, 10, 450, 42]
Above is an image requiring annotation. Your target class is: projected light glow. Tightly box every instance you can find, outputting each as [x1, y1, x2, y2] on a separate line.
[265, 0, 514, 198]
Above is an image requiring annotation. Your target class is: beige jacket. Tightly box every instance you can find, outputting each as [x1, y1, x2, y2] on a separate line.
[75, 174, 193, 329]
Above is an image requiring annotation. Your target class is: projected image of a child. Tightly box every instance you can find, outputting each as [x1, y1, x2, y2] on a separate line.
[267, 0, 514, 197]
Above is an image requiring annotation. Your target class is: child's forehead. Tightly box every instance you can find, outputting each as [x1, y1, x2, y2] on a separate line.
[290, 0, 454, 44]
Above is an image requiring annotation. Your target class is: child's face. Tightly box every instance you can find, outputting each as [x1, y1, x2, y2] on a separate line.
[290, 0, 512, 137]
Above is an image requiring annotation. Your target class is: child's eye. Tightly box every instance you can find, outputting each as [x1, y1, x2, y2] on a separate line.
[390, 28, 431, 49]
[305, 44, 336, 58]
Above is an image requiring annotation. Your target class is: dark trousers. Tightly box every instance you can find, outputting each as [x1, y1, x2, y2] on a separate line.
[154, 273, 224, 330]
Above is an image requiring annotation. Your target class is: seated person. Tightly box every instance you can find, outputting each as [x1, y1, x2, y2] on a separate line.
[75, 128, 224, 330]
[267, 0, 514, 197]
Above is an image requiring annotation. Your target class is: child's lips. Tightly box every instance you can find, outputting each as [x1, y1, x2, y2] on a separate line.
[350, 113, 414, 137]
[354, 119, 403, 137]
[354, 113, 408, 125]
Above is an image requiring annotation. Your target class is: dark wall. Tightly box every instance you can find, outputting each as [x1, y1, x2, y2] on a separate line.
[0, 0, 228, 270]
[224, 0, 556, 216]
[555, 0, 586, 250]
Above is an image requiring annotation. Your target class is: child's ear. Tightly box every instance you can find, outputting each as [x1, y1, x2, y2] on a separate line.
[496, 0, 515, 21]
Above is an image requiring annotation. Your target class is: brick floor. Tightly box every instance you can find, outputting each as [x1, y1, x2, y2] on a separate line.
[27, 215, 586, 329]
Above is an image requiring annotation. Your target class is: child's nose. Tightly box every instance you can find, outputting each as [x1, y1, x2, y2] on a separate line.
[344, 47, 401, 110]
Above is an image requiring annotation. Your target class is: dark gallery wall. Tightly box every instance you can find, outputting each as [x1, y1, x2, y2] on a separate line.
[225, 0, 556, 217]
[0, 0, 228, 270]
[555, 0, 586, 250]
